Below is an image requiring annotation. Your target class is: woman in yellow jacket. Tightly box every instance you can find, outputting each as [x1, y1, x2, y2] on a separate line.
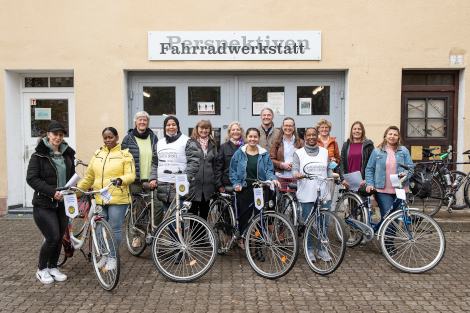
[77, 127, 135, 270]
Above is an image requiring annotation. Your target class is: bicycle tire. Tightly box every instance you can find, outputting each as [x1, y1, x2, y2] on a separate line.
[244, 211, 299, 279]
[125, 200, 148, 256]
[57, 249, 67, 267]
[276, 193, 297, 226]
[413, 176, 444, 217]
[55, 217, 87, 267]
[207, 197, 236, 254]
[303, 211, 346, 275]
[465, 179, 470, 208]
[151, 214, 218, 282]
[334, 193, 368, 247]
[450, 170, 468, 210]
[380, 210, 446, 273]
[91, 219, 120, 291]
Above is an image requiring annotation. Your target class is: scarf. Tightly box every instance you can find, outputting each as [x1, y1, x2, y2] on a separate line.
[198, 137, 209, 157]
[230, 137, 244, 147]
[133, 128, 152, 139]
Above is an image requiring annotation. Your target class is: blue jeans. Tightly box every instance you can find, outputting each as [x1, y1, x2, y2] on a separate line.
[301, 201, 331, 252]
[375, 192, 398, 250]
[98, 204, 128, 258]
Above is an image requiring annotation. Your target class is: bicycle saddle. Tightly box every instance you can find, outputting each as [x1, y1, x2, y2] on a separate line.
[225, 186, 234, 193]
[423, 147, 439, 152]
[287, 182, 297, 190]
[142, 182, 155, 191]
[358, 186, 377, 197]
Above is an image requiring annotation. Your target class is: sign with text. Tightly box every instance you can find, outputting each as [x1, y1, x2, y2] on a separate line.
[149, 31, 321, 61]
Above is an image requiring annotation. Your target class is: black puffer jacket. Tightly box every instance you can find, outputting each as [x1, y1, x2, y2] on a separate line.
[121, 129, 158, 182]
[193, 141, 217, 202]
[338, 139, 374, 182]
[214, 141, 240, 189]
[26, 140, 76, 208]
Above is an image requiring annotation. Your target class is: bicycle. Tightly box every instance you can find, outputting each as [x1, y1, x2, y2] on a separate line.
[124, 182, 159, 256]
[276, 168, 346, 275]
[208, 179, 299, 279]
[55, 179, 121, 291]
[150, 169, 218, 282]
[411, 147, 465, 216]
[334, 164, 446, 273]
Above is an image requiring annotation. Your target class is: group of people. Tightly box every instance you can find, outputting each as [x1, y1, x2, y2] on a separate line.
[27, 107, 413, 285]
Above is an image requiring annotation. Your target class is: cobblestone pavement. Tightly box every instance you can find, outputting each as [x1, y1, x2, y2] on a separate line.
[0, 219, 469, 313]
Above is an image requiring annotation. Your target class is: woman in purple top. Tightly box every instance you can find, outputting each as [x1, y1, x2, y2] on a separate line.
[338, 121, 374, 189]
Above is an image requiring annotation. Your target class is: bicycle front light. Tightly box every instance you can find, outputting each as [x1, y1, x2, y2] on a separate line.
[95, 205, 103, 214]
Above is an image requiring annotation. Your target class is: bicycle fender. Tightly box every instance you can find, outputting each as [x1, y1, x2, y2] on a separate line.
[348, 219, 374, 242]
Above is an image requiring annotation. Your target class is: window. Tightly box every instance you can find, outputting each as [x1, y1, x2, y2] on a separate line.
[143, 87, 176, 115]
[405, 98, 448, 139]
[297, 86, 330, 115]
[188, 87, 221, 115]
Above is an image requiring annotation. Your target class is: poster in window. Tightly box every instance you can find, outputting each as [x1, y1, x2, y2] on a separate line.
[253, 102, 269, 115]
[299, 98, 312, 115]
[35, 108, 52, 120]
[267, 92, 285, 115]
[197, 102, 215, 115]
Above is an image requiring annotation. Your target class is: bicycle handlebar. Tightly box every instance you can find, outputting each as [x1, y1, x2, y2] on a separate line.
[56, 180, 118, 195]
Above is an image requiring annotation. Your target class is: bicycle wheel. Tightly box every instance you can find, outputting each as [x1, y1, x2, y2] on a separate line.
[276, 193, 297, 226]
[207, 197, 236, 254]
[413, 177, 444, 217]
[380, 210, 446, 273]
[125, 199, 148, 256]
[334, 193, 368, 247]
[151, 214, 217, 282]
[244, 211, 299, 279]
[91, 219, 120, 291]
[303, 211, 346, 275]
[450, 170, 467, 209]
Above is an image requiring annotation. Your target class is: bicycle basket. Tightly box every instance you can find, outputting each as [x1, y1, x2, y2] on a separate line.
[409, 167, 433, 198]
[275, 177, 297, 193]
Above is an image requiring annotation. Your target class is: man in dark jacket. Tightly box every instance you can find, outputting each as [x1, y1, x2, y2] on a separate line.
[121, 111, 163, 248]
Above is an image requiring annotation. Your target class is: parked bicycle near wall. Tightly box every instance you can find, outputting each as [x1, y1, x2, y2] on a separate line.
[335, 164, 446, 273]
[208, 179, 299, 279]
[412, 147, 470, 215]
[55, 179, 122, 291]
[150, 169, 218, 283]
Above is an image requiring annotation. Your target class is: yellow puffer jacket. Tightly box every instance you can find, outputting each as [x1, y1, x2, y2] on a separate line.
[77, 143, 136, 205]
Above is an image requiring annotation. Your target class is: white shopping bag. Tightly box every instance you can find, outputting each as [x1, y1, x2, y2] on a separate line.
[175, 174, 189, 196]
[64, 194, 79, 218]
[254, 187, 264, 210]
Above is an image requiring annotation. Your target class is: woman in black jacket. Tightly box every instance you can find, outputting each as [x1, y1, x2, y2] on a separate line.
[26, 122, 75, 285]
[338, 121, 374, 189]
[214, 121, 246, 193]
[189, 119, 218, 219]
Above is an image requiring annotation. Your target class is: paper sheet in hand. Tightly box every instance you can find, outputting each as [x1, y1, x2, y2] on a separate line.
[390, 174, 400, 187]
[343, 171, 362, 191]
[100, 186, 113, 204]
[64, 173, 80, 188]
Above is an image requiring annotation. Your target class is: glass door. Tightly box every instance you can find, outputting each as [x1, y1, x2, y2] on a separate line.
[22, 92, 75, 207]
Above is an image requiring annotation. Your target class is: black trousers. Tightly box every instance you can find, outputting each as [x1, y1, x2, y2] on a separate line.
[33, 203, 68, 270]
[189, 193, 210, 220]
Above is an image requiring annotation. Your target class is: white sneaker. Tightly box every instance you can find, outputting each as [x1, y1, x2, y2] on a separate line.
[317, 250, 332, 262]
[48, 268, 67, 282]
[36, 269, 54, 285]
[308, 250, 316, 263]
[105, 258, 117, 271]
[96, 256, 108, 268]
[132, 237, 142, 248]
